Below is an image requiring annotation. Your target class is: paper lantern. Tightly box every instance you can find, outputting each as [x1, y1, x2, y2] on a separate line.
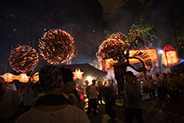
[162, 45, 179, 66]
[32, 72, 39, 83]
[19, 73, 29, 83]
[1, 73, 14, 82]
[73, 68, 84, 80]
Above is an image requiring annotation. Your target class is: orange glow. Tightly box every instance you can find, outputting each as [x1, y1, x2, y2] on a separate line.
[162, 51, 178, 66]
[0, 73, 40, 83]
[103, 49, 158, 71]
[72, 68, 84, 80]
[1, 73, 14, 82]
[129, 49, 158, 63]
[33, 72, 39, 83]
[19, 73, 29, 83]
[104, 58, 117, 71]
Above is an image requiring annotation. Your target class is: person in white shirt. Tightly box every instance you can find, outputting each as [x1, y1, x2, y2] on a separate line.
[16, 65, 90, 123]
[86, 79, 98, 115]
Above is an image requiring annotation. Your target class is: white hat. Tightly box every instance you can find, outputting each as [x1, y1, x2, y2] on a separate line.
[0, 77, 5, 84]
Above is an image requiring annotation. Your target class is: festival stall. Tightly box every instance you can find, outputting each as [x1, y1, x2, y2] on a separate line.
[170, 61, 184, 73]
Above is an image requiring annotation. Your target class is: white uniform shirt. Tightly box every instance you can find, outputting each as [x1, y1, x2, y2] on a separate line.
[16, 105, 90, 123]
[88, 85, 97, 99]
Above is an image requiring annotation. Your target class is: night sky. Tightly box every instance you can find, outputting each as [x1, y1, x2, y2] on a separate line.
[99, 0, 122, 14]
[0, 0, 184, 74]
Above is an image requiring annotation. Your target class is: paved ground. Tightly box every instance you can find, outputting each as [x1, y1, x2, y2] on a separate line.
[85, 95, 184, 123]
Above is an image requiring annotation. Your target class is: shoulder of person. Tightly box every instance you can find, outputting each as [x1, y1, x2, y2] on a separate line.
[86, 86, 90, 89]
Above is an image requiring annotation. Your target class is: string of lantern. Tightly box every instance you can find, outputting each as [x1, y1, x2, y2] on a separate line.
[0, 72, 39, 83]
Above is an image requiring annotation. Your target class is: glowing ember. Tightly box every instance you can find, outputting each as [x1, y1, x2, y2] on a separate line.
[9, 45, 39, 73]
[72, 68, 84, 80]
[97, 28, 153, 61]
[96, 32, 128, 60]
[39, 29, 75, 64]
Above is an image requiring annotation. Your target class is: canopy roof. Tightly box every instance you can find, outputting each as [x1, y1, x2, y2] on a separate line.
[63, 63, 107, 81]
[170, 61, 184, 73]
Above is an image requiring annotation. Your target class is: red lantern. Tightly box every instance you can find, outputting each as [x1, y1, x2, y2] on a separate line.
[162, 45, 179, 66]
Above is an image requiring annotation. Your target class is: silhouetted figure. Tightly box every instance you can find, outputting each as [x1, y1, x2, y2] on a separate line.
[99, 85, 116, 122]
[123, 71, 144, 123]
[0, 77, 24, 123]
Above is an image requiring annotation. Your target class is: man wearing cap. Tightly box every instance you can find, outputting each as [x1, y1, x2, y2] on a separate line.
[0, 77, 24, 123]
[16, 65, 90, 123]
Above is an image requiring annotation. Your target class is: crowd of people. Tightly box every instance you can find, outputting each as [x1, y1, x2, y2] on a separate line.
[0, 65, 90, 123]
[141, 72, 184, 102]
[1, 63, 184, 123]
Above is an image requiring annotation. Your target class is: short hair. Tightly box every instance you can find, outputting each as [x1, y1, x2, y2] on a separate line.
[39, 65, 63, 91]
[60, 67, 73, 84]
[92, 79, 96, 83]
[156, 74, 159, 77]
[125, 71, 134, 77]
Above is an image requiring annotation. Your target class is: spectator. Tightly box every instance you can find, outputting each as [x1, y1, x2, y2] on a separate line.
[16, 65, 90, 123]
[84, 80, 90, 99]
[109, 79, 117, 105]
[0, 77, 24, 123]
[142, 73, 149, 96]
[148, 76, 156, 100]
[123, 71, 144, 123]
[162, 73, 168, 99]
[167, 73, 180, 102]
[180, 74, 184, 99]
[68, 89, 86, 110]
[86, 79, 98, 115]
[155, 74, 164, 100]
[23, 75, 36, 112]
[97, 80, 103, 105]
[99, 85, 117, 122]
[60, 67, 85, 110]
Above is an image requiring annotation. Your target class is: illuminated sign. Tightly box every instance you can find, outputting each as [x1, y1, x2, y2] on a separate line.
[129, 49, 158, 63]
[102, 49, 158, 71]
[162, 51, 178, 66]
[161, 45, 178, 66]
